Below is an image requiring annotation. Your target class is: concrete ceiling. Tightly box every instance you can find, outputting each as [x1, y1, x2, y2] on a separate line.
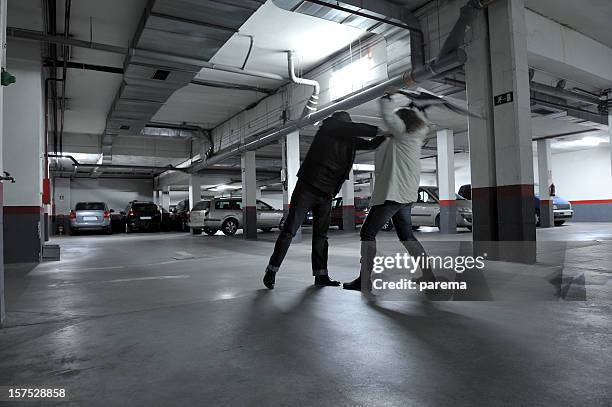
[9, 0, 609, 179]
[525, 0, 612, 48]
[7, 0, 148, 135]
[153, 1, 368, 127]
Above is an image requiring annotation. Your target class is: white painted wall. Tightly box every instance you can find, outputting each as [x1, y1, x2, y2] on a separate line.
[260, 191, 283, 210]
[170, 190, 188, 205]
[53, 178, 154, 214]
[547, 147, 612, 201]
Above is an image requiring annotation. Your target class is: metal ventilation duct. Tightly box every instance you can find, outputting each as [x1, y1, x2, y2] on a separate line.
[102, 0, 266, 164]
[271, 0, 423, 77]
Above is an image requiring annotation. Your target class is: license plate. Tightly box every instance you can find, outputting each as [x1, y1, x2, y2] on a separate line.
[140, 216, 152, 220]
[83, 216, 98, 221]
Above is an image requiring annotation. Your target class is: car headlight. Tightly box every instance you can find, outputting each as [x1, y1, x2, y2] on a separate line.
[458, 207, 471, 213]
[553, 205, 558, 210]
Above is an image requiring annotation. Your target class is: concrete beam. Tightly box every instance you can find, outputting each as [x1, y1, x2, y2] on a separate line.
[525, 9, 612, 88]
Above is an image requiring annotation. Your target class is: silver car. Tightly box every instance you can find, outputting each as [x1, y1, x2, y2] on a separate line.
[383, 186, 472, 231]
[69, 202, 112, 235]
[188, 198, 284, 236]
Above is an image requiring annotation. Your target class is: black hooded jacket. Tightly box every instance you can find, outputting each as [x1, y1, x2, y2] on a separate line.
[297, 117, 381, 197]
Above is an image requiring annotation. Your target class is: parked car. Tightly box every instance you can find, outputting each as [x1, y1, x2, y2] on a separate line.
[459, 184, 573, 226]
[303, 197, 369, 229]
[382, 186, 473, 231]
[69, 202, 112, 235]
[188, 198, 284, 236]
[122, 201, 162, 233]
[535, 195, 573, 226]
[174, 199, 190, 231]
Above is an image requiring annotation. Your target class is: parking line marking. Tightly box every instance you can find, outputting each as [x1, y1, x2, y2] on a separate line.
[48, 275, 191, 287]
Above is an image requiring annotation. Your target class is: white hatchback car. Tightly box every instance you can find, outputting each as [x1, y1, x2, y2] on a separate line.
[188, 198, 284, 236]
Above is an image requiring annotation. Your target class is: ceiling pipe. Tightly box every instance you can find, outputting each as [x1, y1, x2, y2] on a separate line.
[48, 154, 190, 173]
[7, 27, 286, 82]
[287, 51, 320, 117]
[190, 78, 275, 94]
[529, 81, 602, 107]
[190, 48, 466, 172]
[435, 76, 604, 112]
[276, 0, 426, 76]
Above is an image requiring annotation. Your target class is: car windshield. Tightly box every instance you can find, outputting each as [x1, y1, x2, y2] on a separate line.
[75, 202, 105, 211]
[425, 187, 466, 200]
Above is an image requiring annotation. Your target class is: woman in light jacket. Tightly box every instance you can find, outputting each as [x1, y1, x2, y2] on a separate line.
[343, 92, 436, 291]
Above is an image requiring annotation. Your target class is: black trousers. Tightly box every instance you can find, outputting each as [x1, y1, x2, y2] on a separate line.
[268, 180, 332, 276]
[359, 201, 430, 281]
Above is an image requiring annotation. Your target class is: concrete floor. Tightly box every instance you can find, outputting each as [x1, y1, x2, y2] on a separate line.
[1, 223, 611, 406]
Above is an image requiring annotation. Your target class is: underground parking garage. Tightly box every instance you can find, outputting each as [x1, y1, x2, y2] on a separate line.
[0, 0, 611, 405]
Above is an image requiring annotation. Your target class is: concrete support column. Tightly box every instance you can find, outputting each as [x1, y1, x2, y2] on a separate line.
[341, 170, 355, 231]
[153, 190, 161, 206]
[0, 0, 6, 327]
[536, 139, 554, 228]
[188, 175, 204, 210]
[609, 114, 612, 177]
[241, 150, 257, 240]
[465, 7, 498, 246]
[161, 187, 170, 212]
[52, 177, 70, 235]
[437, 129, 456, 234]
[282, 131, 301, 242]
[3, 54, 44, 264]
[466, 0, 536, 262]
[489, 0, 536, 254]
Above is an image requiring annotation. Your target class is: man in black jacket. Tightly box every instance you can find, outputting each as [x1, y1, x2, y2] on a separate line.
[263, 111, 383, 289]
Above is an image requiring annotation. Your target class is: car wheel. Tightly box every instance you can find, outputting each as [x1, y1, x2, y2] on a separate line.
[106, 226, 113, 235]
[203, 227, 218, 236]
[221, 218, 239, 236]
[535, 209, 541, 227]
[435, 215, 440, 229]
[554, 220, 565, 226]
[260, 227, 272, 233]
[69, 228, 78, 236]
[192, 228, 202, 235]
[381, 220, 393, 232]
[467, 226, 472, 231]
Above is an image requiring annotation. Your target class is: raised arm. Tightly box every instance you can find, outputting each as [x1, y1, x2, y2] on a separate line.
[379, 94, 406, 136]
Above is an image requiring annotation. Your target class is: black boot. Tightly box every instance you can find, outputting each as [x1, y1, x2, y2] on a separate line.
[314, 275, 341, 287]
[342, 276, 361, 291]
[263, 267, 276, 289]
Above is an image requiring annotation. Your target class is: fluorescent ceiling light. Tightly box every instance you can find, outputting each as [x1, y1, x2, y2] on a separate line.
[211, 184, 240, 192]
[330, 57, 375, 100]
[553, 135, 609, 149]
